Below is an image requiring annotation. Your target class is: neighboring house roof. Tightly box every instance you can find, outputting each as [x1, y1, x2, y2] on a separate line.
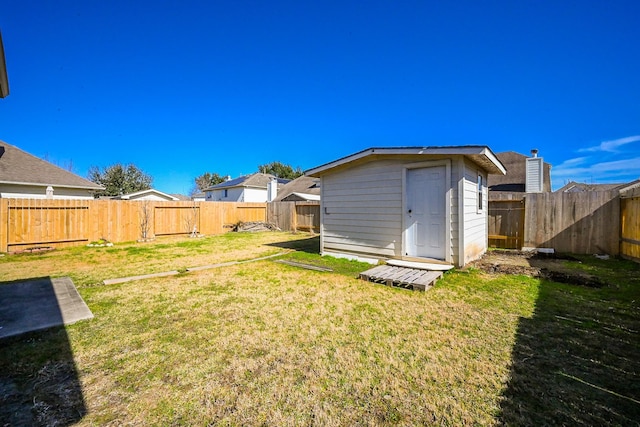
[0, 140, 103, 190]
[171, 193, 191, 201]
[191, 192, 206, 200]
[204, 173, 290, 191]
[306, 146, 506, 177]
[556, 179, 640, 193]
[284, 192, 321, 201]
[114, 188, 179, 201]
[488, 151, 552, 194]
[273, 176, 321, 202]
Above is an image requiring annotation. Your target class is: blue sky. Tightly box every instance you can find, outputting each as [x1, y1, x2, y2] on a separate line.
[1, 0, 639, 194]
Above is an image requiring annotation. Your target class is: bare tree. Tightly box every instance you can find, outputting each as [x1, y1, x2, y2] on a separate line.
[184, 203, 199, 237]
[139, 201, 152, 241]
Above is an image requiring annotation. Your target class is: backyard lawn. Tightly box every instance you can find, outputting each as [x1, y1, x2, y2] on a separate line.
[1, 232, 638, 425]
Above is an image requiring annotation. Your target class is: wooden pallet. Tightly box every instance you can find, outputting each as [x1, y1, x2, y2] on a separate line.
[358, 265, 443, 291]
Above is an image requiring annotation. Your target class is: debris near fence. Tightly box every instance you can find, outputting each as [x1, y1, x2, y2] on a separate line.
[232, 221, 281, 233]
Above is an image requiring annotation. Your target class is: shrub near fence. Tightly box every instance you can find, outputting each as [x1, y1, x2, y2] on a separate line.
[0, 199, 266, 252]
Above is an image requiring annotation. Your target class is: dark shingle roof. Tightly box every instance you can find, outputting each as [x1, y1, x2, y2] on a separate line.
[204, 173, 289, 191]
[273, 176, 320, 202]
[0, 141, 103, 189]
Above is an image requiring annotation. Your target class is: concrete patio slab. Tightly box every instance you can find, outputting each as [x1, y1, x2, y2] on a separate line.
[0, 277, 93, 340]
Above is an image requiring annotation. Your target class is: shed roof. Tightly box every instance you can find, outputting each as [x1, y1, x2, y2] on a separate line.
[204, 173, 289, 191]
[0, 140, 103, 190]
[305, 146, 506, 177]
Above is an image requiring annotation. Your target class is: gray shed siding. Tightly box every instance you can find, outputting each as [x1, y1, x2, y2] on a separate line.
[320, 156, 470, 263]
[321, 160, 404, 258]
[460, 159, 488, 265]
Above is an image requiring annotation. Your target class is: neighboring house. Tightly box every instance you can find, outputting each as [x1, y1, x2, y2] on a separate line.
[0, 141, 104, 199]
[306, 146, 506, 267]
[272, 176, 321, 202]
[204, 173, 289, 202]
[191, 192, 206, 202]
[488, 151, 552, 200]
[112, 188, 179, 201]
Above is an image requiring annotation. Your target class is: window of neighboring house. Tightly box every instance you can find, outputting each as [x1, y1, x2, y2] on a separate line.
[223, 189, 228, 198]
[477, 173, 483, 212]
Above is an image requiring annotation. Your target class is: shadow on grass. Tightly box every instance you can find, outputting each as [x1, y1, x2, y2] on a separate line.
[0, 278, 86, 426]
[498, 262, 640, 425]
[266, 235, 320, 254]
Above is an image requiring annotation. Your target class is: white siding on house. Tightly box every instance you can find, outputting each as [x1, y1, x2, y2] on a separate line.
[206, 187, 268, 202]
[0, 184, 96, 200]
[243, 188, 268, 202]
[206, 187, 244, 201]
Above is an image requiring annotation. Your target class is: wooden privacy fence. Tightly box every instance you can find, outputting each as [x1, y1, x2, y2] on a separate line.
[523, 190, 621, 255]
[267, 201, 320, 233]
[621, 194, 640, 261]
[0, 199, 266, 252]
[488, 200, 525, 249]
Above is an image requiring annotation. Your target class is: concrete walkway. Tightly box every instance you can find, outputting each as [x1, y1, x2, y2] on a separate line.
[0, 277, 93, 340]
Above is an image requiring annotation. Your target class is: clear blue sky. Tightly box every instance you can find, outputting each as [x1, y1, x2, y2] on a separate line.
[1, 0, 639, 194]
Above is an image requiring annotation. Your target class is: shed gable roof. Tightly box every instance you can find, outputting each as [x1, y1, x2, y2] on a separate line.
[0, 141, 103, 190]
[305, 146, 506, 177]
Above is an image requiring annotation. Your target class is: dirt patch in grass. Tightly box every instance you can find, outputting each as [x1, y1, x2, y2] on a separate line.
[469, 250, 610, 287]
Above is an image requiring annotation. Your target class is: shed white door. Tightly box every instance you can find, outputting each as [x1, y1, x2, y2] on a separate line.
[405, 166, 446, 259]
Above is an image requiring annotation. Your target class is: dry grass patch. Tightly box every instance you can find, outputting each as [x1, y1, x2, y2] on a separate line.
[0, 231, 305, 286]
[65, 262, 537, 426]
[1, 235, 638, 425]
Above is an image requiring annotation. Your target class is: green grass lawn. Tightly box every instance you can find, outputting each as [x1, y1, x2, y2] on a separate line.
[1, 233, 638, 425]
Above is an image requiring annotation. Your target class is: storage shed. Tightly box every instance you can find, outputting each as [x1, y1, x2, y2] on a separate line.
[306, 146, 506, 267]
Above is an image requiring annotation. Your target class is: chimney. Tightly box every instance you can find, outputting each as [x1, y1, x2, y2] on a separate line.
[267, 177, 278, 202]
[526, 149, 544, 193]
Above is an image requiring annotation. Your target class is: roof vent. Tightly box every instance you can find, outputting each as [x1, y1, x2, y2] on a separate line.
[530, 148, 538, 158]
